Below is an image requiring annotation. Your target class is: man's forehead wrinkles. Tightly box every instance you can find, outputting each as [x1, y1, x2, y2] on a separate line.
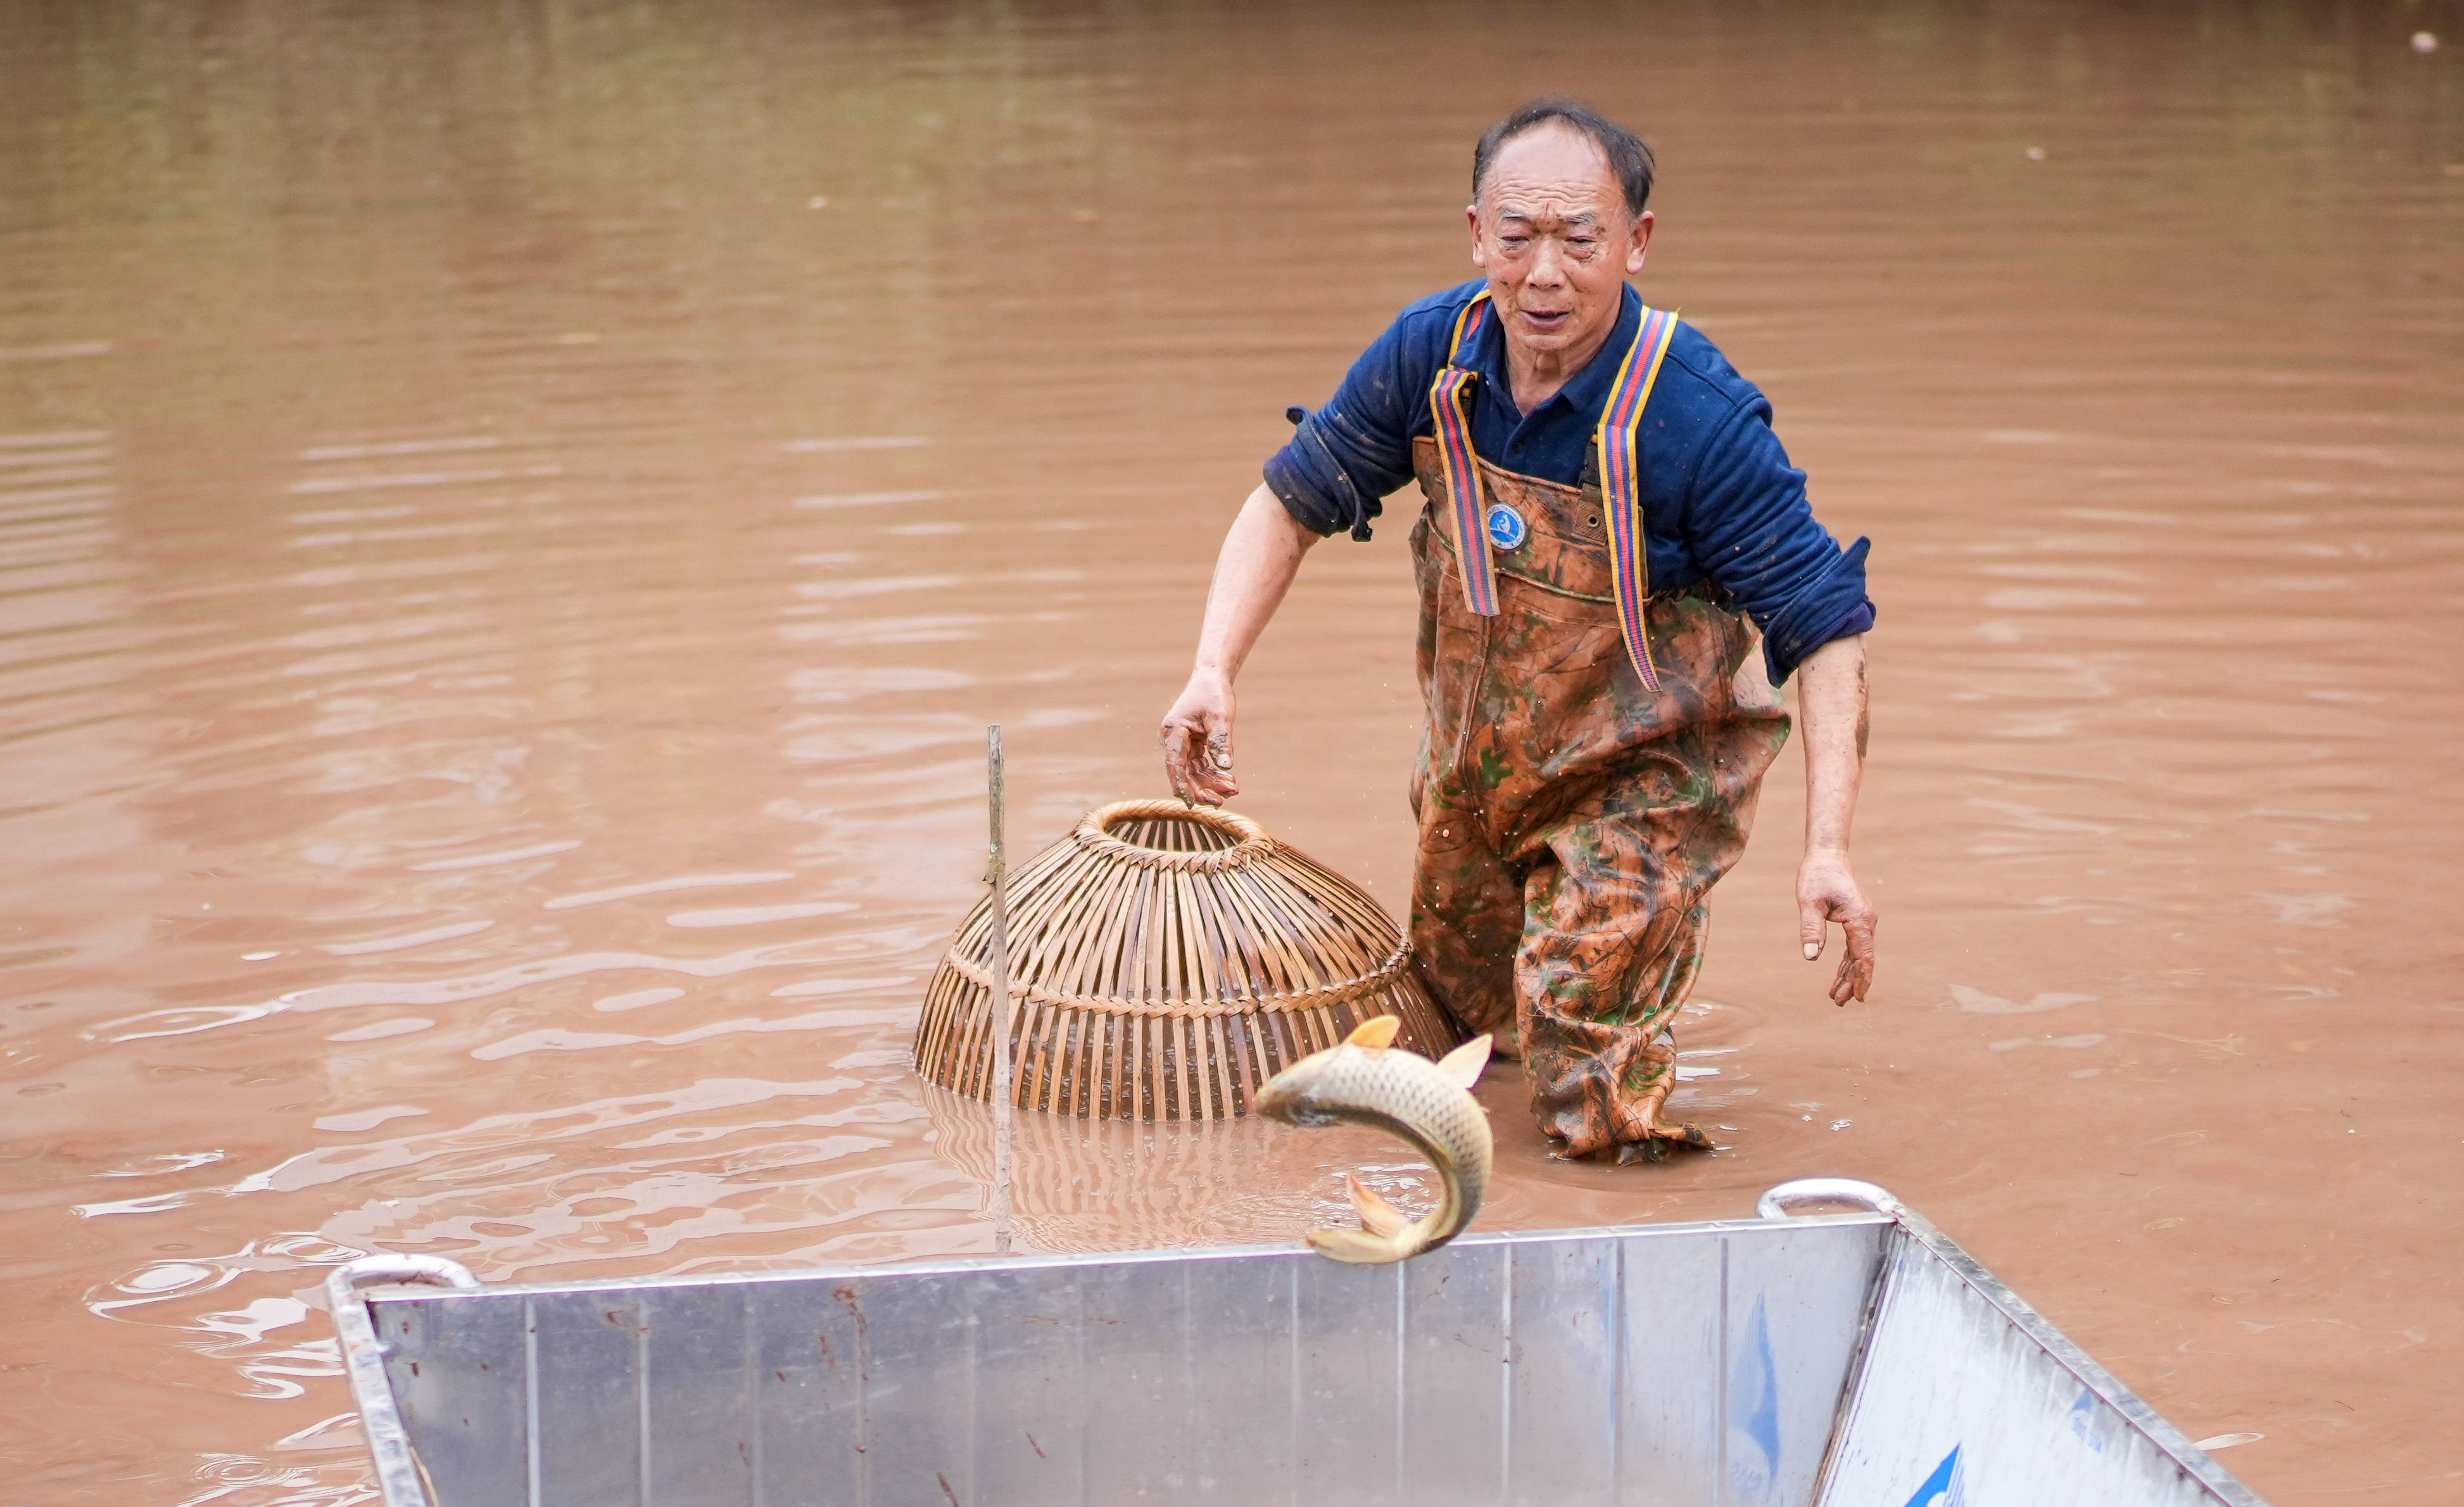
[1488, 200, 1612, 228]
[1483, 184, 1621, 220]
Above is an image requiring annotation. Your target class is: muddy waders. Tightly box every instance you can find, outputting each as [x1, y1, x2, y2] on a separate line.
[1404, 295, 1790, 1162]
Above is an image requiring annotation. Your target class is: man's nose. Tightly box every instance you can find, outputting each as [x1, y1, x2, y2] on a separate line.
[1526, 239, 1569, 287]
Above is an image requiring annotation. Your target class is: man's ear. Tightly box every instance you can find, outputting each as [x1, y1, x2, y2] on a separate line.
[1467, 203, 1489, 269]
[1626, 209, 1655, 277]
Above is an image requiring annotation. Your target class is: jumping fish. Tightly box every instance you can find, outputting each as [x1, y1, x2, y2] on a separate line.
[1254, 1015, 1494, 1263]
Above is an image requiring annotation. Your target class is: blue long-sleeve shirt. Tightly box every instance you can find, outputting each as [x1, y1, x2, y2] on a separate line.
[1264, 281, 1873, 684]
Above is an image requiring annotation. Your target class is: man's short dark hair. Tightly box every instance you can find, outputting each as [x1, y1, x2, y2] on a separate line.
[1472, 98, 1655, 219]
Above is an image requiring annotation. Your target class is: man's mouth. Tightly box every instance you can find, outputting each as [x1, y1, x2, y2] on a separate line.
[1521, 308, 1572, 331]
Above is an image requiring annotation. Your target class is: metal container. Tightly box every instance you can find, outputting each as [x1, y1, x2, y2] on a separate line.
[326, 1180, 2265, 1506]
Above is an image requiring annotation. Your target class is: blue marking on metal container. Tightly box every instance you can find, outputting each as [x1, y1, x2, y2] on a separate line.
[1731, 1293, 1783, 1496]
[1903, 1444, 1965, 1507]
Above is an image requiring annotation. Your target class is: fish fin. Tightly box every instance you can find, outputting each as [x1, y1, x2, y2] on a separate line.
[1434, 1034, 1494, 1089]
[1343, 1015, 1402, 1049]
[1346, 1175, 1411, 1238]
[1305, 1225, 1411, 1264]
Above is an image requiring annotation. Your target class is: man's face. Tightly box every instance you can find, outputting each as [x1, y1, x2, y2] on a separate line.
[1468, 125, 1653, 366]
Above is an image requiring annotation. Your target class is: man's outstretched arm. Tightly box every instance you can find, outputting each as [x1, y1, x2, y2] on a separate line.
[1795, 633, 1877, 1002]
[1160, 484, 1321, 804]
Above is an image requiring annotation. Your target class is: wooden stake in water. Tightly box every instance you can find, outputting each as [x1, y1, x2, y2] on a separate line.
[985, 725, 1014, 1256]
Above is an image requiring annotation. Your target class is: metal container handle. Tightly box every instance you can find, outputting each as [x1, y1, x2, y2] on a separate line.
[326, 1255, 481, 1507]
[1756, 1178, 1903, 1221]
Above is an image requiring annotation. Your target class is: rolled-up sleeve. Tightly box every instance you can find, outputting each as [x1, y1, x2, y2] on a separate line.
[1683, 402, 1875, 684]
[1263, 315, 1429, 540]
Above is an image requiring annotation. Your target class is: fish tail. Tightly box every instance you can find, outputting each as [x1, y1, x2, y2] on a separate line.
[1346, 1175, 1412, 1239]
[1303, 1225, 1415, 1264]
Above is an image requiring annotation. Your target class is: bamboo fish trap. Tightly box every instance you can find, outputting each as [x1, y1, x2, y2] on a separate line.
[913, 798, 1460, 1121]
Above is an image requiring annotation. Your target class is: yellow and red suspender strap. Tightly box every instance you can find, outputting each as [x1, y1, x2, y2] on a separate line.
[1427, 293, 1497, 615]
[1429, 291, 1681, 689]
[1596, 305, 1682, 691]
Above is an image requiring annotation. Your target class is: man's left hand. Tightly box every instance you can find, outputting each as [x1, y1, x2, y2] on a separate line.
[1797, 849, 1876, 1004]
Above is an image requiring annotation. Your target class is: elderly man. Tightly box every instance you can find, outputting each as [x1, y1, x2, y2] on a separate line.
[1161, 99, 1876, 1164]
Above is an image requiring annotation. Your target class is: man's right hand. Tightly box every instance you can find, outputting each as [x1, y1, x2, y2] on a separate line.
[1160, 671, 1239, 806]
[1159, 482, 1319, 807]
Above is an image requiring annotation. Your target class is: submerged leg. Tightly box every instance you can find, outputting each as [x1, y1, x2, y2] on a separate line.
[1515, 758, 1746, 1161]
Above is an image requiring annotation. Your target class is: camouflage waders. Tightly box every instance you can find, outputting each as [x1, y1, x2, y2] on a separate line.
[1405, 435, 1791, 1160]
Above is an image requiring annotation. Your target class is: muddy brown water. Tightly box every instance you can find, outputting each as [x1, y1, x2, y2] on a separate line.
[3, 3, 2460, 1502]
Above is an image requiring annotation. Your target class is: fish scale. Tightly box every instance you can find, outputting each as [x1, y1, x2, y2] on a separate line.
[1254, 1015, 1494, 1262]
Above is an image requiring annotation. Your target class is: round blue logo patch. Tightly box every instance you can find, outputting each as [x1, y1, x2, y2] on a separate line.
[1484, 503, 1528, 551]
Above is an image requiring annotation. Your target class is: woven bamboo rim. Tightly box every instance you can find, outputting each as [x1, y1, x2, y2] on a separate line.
[941, 932, 1413, 1019]
[1068, 798, 1275, 873]
[913, 798, 1459, 1121]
